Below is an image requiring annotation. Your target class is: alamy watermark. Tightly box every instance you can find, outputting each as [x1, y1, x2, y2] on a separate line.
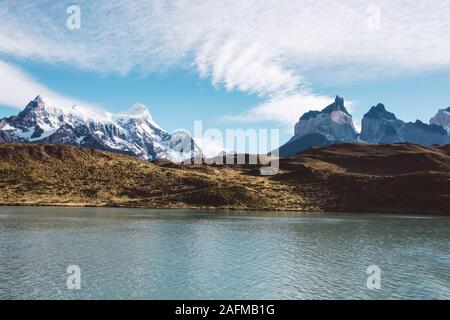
[366, 265, 381, 290]
[366, 4, 382, 31]
[66, 5, 81, 30]
[171, 121, 280, 175]
[66, 265, 81, 290]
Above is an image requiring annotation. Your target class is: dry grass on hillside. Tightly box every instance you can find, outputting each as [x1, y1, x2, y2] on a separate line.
[0, 143, 309, 210]
[1, 142, 449, 214]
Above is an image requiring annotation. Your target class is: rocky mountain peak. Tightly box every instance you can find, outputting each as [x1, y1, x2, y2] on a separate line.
[26, 95, 54, 111]
[11, 95, 65, 130]
[321, 96, 350, 115]
[22, 95, 45, 112]
[34, 95, 45, 104]
[364, 103, 397, 120]
[360, 103, 404, 144]
[283, 97, 450, 157]
[294, 95, 358, 142]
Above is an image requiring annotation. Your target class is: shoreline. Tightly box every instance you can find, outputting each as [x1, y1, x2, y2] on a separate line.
[1, 202, 449, 217]
[0, 201, 319, 212]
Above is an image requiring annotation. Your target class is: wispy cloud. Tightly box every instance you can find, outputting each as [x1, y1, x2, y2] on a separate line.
[2, 0, 450, 128]
[223, 92, 334, 131]
[0, 60, 100, 111]
[196, 38, 301, 96]
[3, 1, 450, 74]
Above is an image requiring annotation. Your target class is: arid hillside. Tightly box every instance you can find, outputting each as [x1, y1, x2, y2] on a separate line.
[280, 143, 450, 214]
[0, 142, 449, 214]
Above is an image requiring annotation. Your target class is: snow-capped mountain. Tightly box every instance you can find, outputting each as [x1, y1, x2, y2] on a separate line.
[0, 96, 201, 162]
[430, 107, 450, 133]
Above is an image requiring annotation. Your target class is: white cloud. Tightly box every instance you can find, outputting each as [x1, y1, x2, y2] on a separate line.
[0, 60, 100, 111]
[2, 0, 450, 128]
[223, 92, 334, 130]
[3, 1, 450, 75]
[196, 38, 301, 96]
[194, 136, 228, 158]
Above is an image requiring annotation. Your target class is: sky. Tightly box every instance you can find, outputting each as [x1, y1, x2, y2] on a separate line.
[1, 0, 450, 155]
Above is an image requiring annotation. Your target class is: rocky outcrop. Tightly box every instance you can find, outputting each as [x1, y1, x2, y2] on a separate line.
[294, 96, 358, 142]
[278, 96, 358, 156]
[361, 104, 450, 146]
[278, 97, 450, 157]
[397, 120, 449, 146]
[360, 104, 404, 144]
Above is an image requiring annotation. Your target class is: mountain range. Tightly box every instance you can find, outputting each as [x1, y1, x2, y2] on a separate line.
[279, 96, 450, 157]
[1, 96, 449, 214]
[1, 95, 450, 161]
[0, 96, 200, 162]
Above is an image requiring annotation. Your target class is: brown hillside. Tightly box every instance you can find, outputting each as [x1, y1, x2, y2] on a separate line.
[0, 143, 307, 210]
[0, 142, 449, 214]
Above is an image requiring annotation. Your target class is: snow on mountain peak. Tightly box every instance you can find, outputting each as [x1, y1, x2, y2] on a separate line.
[31, 95, 61, 110]
[117, 103, 162, 130]
[122, 104, 153, 121]
[127, 104, 150, 116]
[29, 94, 115, 125]
[0, 96, 201, 162]
[34, 95, 44, 103]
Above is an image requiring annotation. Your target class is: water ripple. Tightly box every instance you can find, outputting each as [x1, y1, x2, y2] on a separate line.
[0, 207, 449, 299]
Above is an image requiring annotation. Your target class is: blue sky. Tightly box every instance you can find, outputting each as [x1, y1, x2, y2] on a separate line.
[0, 59, 260, 133]
[2, 59, 450, 141]
[1, 1, 450, 152]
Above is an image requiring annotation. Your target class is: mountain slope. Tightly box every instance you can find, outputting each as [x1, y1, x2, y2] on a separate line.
[1, 142, 449, 214]
[0, 96, 201, 162]
[276, 133, 334, 157]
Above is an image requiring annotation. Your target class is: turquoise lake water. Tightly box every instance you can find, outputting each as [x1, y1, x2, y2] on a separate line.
[0, 207, 449, 299]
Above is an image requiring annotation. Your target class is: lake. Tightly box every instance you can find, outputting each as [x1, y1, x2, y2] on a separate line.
[0, 207, 449, 299]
